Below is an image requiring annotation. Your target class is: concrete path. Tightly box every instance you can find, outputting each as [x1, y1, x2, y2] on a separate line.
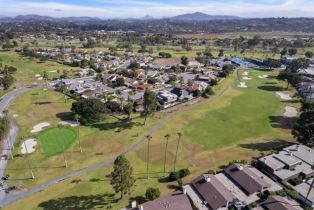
[0, 72, 238, 208]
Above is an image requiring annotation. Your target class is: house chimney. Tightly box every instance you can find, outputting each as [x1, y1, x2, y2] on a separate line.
[139, 205, 144, 210]
[204, 175, 211, 182]
[183, 187, 187, 195]
[236, 164, 243, 171]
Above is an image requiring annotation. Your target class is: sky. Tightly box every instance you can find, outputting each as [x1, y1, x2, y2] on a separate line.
[1, 0, 314, 18]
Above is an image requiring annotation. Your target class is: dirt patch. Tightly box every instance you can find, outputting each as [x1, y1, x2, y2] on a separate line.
[153, 57, 181, 66]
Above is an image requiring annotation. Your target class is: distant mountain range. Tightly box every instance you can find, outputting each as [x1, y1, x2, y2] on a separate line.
[0, 12, 241, 21]
[170, 12, 241, 21]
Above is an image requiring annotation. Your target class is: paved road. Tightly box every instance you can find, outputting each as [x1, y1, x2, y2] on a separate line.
[0, 87, 35, 204]
[0, 72, 238, 208]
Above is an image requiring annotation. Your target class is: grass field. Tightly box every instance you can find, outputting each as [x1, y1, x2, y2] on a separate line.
[39, 127, 78, 156]
[3, 69, 299, 210]
[0, 51, 79, 84]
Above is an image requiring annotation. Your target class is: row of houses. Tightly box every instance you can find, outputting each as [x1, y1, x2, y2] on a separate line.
[125, 144, 314, 210]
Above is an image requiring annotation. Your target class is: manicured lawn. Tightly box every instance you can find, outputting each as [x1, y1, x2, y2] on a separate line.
[184, 71, 280, 149]
[39, 127, 78, 156]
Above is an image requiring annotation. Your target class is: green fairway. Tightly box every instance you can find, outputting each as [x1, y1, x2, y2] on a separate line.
[39, 127, 78, 156]
[184, 71, 280, 149]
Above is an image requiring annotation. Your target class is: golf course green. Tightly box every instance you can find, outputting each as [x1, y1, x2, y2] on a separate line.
[39, 126, 78, 156]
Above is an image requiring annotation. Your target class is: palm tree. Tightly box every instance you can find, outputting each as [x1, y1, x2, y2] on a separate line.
[173, 132, 182, 172]
[73, 114, 82, 153]
[163, 134, 171, 176]
[146, 135, 152, 179]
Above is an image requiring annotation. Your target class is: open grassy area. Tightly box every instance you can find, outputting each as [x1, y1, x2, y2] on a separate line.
[0, 51, 79, 84]
[39, 127, 78, 156]
[5, 87, 161, 189]
[3, 69, 298, 210]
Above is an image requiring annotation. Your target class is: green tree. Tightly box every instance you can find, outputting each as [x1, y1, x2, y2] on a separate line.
[262, 58, 282, 70]
[288, 48, 298, 56]
[181, 56, 189, 66]
[292, 110, 314, 147]
[71, 99, 107, 123]
[116, 77, 125, 87]
[145, 187, 160, 201]
[143, 90, 158, 125]
[218, 49, 224, 57]
[1, 74, 14, 90]
[124, 102, 133, 118]
[110, 155, 135, 199]
[280, 48, 287, 57]
[305, 51, 314, 58]
[277, 71, 301, 89]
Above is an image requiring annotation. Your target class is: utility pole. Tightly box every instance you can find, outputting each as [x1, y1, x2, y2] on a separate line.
[146, 135, 152, 179]
[23, 140, 35, 179]
[173, 132, 182, 172]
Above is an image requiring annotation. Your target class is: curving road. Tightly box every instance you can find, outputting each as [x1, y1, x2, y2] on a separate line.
[0, 72, 238, 208]
[0, 86, 35, 204]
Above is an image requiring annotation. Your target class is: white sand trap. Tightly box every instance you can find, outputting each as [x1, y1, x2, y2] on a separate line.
[21, 139, 37, 154]
[242, 76, 252, 80]
[284, 106, 297, 117]
[59, 120, 80, 127]
[48, 70, 57, 73]
[38, 77, 43, 80]
[238, 82, 248, 88]
[31, 122, 50, 133]
[13, 114, 18, 118]
[258, 75, 269, 79]
[35, 74, 41, 78]
[242, 71, 249, 76]
[276, 91, 292, 100]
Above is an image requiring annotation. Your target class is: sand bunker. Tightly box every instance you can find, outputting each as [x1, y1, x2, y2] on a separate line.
[35, 74, 41, 78]
[48, 70, 57, 73]
[238, 82, 248, 88]
[21, 139, 37, 154]
[38, 77, 43, 80]
[276, 92, 292, 100]
[31, 122, 50, 133]
[258, 75, 269, 79]
[13, 114, 18, 118]
[242, 71, 249, 76]
[242, 76, 252, 80]
[59, 120, 80, 127]
[284, 106, 297, 117]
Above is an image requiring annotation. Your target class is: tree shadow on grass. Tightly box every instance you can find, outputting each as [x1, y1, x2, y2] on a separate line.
[258, 86, 285, 92]
[90, 119, 142, 131]
[239, 139, 294, 152]
[269, 116, 297, 130]
[38, 193, 118, 210]
[56, 112, 73, 121]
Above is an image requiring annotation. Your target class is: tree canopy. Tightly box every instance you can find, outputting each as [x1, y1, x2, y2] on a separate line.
[292, 110, 314, 147]
[110, 155, 135, 199]
[71, 99, 107, 123]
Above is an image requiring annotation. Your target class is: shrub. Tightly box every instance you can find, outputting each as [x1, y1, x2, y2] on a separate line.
[145, 187, 160, 201]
